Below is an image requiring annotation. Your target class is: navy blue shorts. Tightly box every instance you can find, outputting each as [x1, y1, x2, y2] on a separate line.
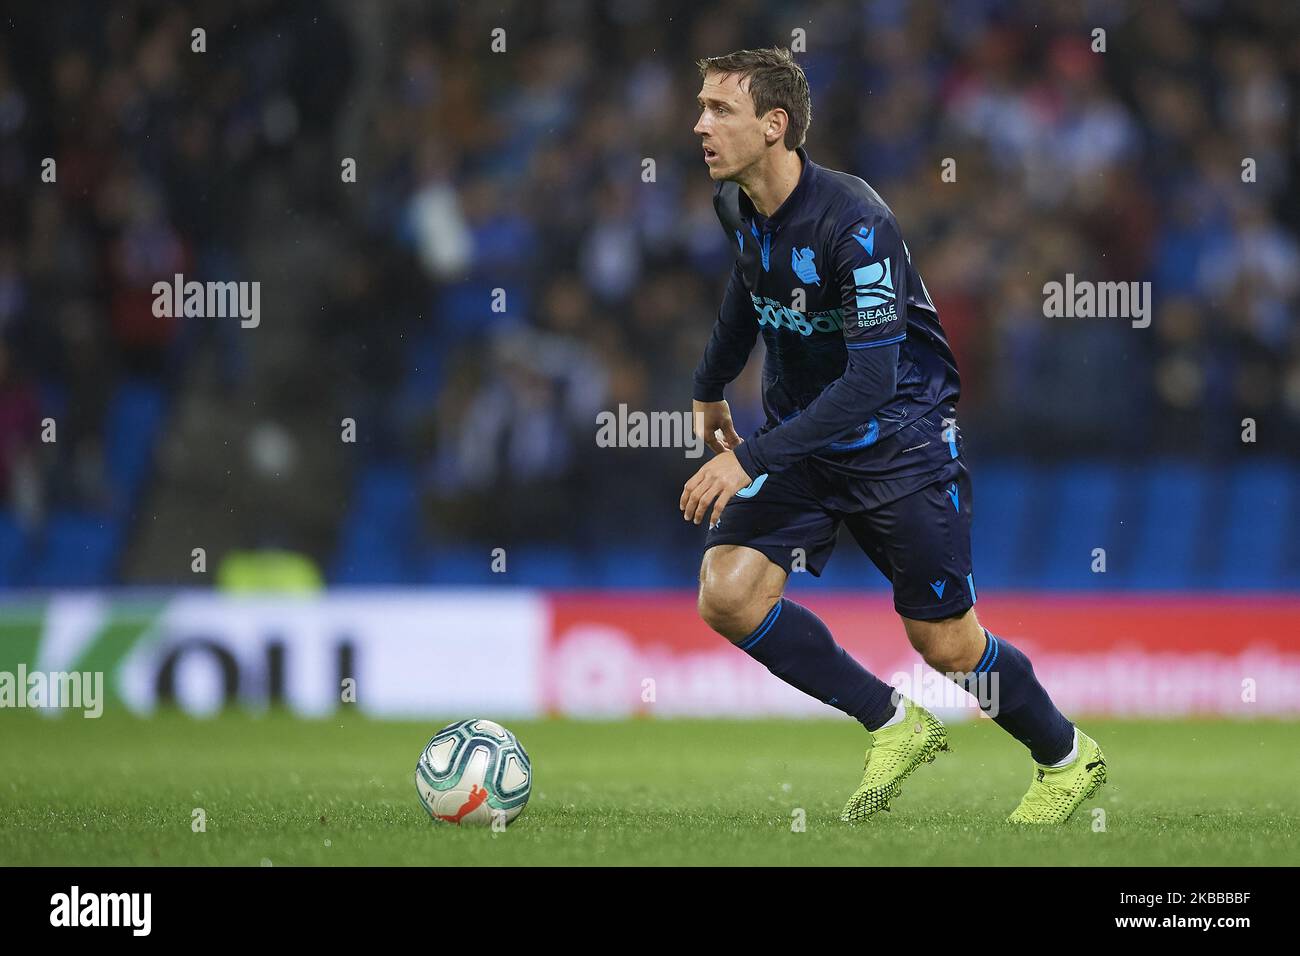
[703, 436, 976, 621]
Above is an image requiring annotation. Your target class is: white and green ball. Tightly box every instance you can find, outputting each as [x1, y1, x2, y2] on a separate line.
[415, 718, 531, 827]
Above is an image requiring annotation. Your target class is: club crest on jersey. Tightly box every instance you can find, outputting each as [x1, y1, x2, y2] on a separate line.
[852, 259, 897, 329]
[791, 246, 820, 285]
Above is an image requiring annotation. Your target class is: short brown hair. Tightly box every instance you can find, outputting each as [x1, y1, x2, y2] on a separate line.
[696, 46, 811, 150]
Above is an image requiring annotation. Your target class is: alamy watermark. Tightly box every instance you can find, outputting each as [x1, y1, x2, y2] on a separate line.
[890, 665, 1000, 717]
[595, 405, 705, 458]
[152, 273, 260, 328]
[50, 886, 150, 936]
[1043, 274, 1151, 328]
[0, 666, 104, 718]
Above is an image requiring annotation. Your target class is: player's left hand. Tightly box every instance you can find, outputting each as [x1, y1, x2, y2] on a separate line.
[680, 451, 753, 527]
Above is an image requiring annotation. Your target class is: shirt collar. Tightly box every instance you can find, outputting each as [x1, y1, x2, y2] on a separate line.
[738, 145, 814, 231]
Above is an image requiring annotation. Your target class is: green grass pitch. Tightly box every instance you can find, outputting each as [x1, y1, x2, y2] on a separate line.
[1, 712, 1296, 866]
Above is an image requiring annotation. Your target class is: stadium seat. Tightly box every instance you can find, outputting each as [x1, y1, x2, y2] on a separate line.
[1130, 461, 1211, 589]
[970, 462, 1034, 589]
[589, 547, 674, 587]
[418, 545, 502, 586]
[438, 281, 529, 341]
[326, 460, 1300, 592]
[330, 465, 421, 584]
[0, 513, 28, 588]
[506, 546, 586, 588]
[1039, 463, 1125, 589]
[1214, 461, 1294, 589]
[332, 522, 412, 585]
[29, 512, 121, 587]
[104, 380, 166, 504]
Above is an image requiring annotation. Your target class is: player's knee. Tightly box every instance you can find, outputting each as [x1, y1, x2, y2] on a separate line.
[921, 644, 970, 675]
[697, 582, 760, 641]
[903, 610, 983, 673]
[702, 574, 780, 642]
[697, 549, 784, 642]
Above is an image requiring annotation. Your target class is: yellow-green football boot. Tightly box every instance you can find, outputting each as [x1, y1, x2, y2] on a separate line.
[840, 697, 949, 822]
[1007, 729, 1107, 824]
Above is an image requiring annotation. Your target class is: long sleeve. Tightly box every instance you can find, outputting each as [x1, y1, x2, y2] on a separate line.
[693, 260, 758, 402]
[732, 212, 907, 478]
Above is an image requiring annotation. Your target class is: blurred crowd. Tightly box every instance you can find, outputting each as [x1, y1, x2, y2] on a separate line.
[1, 0, 353, 535]
[1, 0, 1298, 561]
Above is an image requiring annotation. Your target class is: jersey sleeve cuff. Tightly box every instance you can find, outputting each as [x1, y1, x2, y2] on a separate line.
[693, 379, 726, 403]
[732, 439, 763, 481]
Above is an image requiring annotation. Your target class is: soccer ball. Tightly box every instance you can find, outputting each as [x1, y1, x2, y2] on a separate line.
[415, 718, 531, 827]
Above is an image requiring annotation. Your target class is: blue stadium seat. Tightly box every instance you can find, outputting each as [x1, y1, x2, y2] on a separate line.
[505, 546, 586, 587]
[0, 513, 28, 588]
[797, 540, 890, 591]
[330, 465, 421, 584]
[354, 465, 418, 525]
[30, 512, 120, 587]
[413, 545, 584, 588]
[1214, 461, 1294, 589]
[1130, 461, 1211, 589]
[326, 460, 1300, 592]
[590, 547, 674, 588]
[1039, 463, 1124, 589]
[417, 545, 503, 586]
[438, 281, 529, 340]
[971, 462, 1034, 589]
[332, 523, 411, 584]
[801, 560, 858, 590]
[104, 380, 166, 504]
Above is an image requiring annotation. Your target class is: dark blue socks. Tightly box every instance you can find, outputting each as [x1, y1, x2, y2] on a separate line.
[733, 604, 1073, 761]
[962, 629, 1075, 765]
[736, 598, 898, 731]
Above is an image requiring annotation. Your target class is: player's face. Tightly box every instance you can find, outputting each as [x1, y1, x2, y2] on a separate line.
[694, 71, 767, 181]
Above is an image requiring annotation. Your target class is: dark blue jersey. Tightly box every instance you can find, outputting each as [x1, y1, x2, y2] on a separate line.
[694, 146, 961, 480]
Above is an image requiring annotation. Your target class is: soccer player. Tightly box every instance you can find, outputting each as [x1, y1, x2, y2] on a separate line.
[681, 47, 1106, 823]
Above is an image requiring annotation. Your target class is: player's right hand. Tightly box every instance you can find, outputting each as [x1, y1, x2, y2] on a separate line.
[692, 399, 744, 455]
